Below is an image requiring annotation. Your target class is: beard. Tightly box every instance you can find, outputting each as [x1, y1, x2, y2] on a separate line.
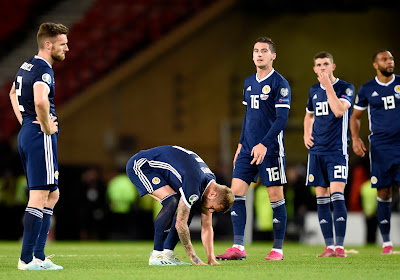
[379, 65, 394, 77]
[51, 50, 65, 62]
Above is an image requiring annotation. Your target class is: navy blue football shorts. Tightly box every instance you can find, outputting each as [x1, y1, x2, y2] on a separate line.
[233, 151, 286, 186]
[306, 153, 348, 187]
[17, 122, 58, 192]
[126, 154, 170, 197]
[370, 146, 400, 189]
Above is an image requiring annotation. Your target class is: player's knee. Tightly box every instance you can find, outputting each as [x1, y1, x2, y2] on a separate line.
[161, 192, 179, 209]
[46, 189, 60, 206]
[377, 187, 392, 200]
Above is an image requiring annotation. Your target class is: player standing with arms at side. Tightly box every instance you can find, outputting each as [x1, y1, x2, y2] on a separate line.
[304, 52, 355, 258]
[9, 23, 68, 270]
[350, 50, 399, 255]
[216, 37, 291, 261]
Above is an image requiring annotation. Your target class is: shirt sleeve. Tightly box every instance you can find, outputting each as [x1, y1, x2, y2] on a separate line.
[179, 176, 201, 209]
[260, 107, 289, 147]
[353, 84, 368, 111]
[274, 80, 291, 109]
[306, 88, 314, 114]
[33, 66, 53, 92]
[239, 85, 247, 144]
[338, 84, 355, 108]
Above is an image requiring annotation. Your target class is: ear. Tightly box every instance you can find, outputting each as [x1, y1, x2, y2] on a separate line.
[332, 63, 336, 71]
[44, 40, 52, 50]
[207, 189, 218, 199]
[272, 53, 277, 61]
[372, 62, 378, 70]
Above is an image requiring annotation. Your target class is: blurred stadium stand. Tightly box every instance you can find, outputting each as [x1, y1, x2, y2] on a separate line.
[0, 0, 213, 141]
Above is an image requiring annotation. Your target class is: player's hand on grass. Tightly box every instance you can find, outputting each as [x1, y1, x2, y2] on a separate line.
[208, 258, 220, 265]
[191, 257, 207, 265]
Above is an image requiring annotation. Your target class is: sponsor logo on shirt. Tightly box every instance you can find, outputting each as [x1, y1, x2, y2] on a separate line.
[371, 91, 379, 97]
[246, 86, 252, 91]
[313, 94, 317, 99]
[260, 94, 269, 100]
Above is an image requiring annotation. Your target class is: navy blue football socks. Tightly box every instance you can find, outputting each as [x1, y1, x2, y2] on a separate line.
[153, 193, 179, 251]
[164, 210, 195, 251]
[316, 196, 334, 246]
[231, 196, 246, 246]
[377, 197, 391, 242]
[271, 199, 287, 250]
[331, 192, 347, 247]
[34, 207, 53, 261]
[21, 207, 43, 264]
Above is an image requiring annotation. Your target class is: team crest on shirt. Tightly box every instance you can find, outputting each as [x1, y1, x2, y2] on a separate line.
[152, 177, 161, 185]
[42, 73, 52, 84]
[394, 85, 400, 93]
[54, 171, 59, 180]
[188, 194, 199, 205]
[262, 85, 271, 94]
[308, 174, 314, 182]
[280, 88, 289, 97]
[371, 176, 378, 185]
[345, 88, 353, 96]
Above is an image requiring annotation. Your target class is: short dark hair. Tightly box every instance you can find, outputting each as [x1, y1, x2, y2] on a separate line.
[255, 37, 276, 53]
[372, 49, 390, 62]
[313, 51, 334, 64]
[37, 22, 68, 49]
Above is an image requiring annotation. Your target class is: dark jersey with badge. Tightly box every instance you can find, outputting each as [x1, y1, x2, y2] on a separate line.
[354, 75, 400, 150]
[239, 69, 291, 156]
[14, 55, 56, 125]
[137, 145, 216, 208]
[306, 79, 355, 155]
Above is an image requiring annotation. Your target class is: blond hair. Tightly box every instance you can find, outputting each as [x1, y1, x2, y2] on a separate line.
[215, 183, 234, 213]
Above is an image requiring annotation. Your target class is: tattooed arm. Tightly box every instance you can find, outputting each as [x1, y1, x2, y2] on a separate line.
[201, 208, 219, 265]
[175, 198, 206, 265]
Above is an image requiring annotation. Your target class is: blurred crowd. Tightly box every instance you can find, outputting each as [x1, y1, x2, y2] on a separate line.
[0, 139, 398, 243]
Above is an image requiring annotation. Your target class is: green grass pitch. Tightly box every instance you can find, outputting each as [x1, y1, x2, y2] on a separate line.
[0, 241, 399, 280]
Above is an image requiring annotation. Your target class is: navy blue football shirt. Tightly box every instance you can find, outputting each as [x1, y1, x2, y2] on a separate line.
[240, 69, 291, 156]
[306, 78, 355, 155]
[354, 75, 400, 149]
[14, 55, 56, 124]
